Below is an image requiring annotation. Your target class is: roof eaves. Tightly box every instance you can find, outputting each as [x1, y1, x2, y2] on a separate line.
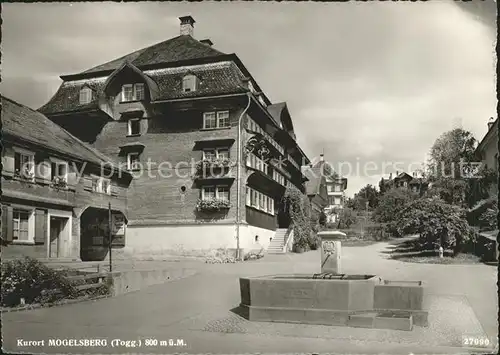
[476, 118, 498, 153]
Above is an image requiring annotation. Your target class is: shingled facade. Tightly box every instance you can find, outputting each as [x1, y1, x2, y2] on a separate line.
[38, 16, 310, 258]
[1, 97, 131, 260]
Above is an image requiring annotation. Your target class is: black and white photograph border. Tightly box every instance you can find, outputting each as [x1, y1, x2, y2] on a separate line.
[0, 1, 498, 354]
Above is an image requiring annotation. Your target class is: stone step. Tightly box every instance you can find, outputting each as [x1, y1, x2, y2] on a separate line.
[347, 312, 413, 331]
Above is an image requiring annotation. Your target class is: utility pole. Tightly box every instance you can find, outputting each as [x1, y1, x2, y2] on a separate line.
[108, 202, 112, 272]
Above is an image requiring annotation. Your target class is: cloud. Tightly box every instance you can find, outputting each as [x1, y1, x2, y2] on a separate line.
[1, 2, 495, 196]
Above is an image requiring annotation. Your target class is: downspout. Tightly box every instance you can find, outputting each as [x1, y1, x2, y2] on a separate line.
[236, 93, 252, 261]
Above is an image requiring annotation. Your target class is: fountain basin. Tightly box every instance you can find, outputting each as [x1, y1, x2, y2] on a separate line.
[239, 274, 428, 329]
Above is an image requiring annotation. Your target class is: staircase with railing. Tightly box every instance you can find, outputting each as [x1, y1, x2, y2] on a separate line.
[267, 225, 294, 254]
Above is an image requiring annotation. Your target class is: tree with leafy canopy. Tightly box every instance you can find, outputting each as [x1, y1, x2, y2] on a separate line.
[348, 184, 380, 211]
[426, 128, 480, 207]
[373, 188, 419, 224]
[395, 197, 472, 255]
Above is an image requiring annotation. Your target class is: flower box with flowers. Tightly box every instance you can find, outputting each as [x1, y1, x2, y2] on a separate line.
[51, 176, 68, 189]
[14, 167, 35, 181]
[196, 198, 231, 212]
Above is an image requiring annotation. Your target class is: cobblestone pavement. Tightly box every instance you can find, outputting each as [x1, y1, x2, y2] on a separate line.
[3, 240, 497, 354]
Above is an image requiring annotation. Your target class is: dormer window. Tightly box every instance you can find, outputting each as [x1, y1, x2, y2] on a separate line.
[248, 81, 256, 94]
[182, 74, 197, 93]
[79, 87, 92, 104]
[121, 83, 145, 102]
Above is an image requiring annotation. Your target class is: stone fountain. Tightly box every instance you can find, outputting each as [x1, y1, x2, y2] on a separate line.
[239, 230, 428, 331]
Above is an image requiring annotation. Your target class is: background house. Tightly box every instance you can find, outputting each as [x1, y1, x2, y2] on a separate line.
[379, 171, 428, 196]
[302, 154, 328, 220]
[37, 16, 311, 258]
[475, 117, 498, 197]
[302, 154, 347, 223]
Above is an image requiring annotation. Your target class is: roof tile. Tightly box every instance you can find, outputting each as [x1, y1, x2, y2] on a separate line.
[80, 35, 225, 75]
[2, 96, 125, 172]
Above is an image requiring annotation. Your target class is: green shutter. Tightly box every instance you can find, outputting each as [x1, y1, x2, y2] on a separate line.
[83, 176, 93, 192]
[2, 205, 14, 242]
[34, 209, 46, 244]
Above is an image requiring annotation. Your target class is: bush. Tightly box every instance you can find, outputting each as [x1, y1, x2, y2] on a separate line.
[308, 232, 321, 250]
[318, 211, 327, 227]
[335, 207, 357, 229]
[1, 257, 78, 307]
[395, 197, 472, 254]
[467, 197, 497, 226]
[282, 186, 313, 251]
[478, 199, 498, 232]
[364, 223, 390, 241]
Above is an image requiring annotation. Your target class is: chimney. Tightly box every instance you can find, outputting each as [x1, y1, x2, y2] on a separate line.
[389, 173, 392, 180]
[179, 16, 195, 37]
[200, 39, 213, 46]
[488, 117, 495, 130]
[319, 154, 324, 162]
[396, 170, 399, 176]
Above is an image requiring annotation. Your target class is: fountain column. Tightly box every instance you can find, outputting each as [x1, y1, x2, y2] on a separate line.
[318, 230, 346, 274]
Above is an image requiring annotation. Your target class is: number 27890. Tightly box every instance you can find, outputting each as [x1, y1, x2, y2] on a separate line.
[462, 335, 491, 347]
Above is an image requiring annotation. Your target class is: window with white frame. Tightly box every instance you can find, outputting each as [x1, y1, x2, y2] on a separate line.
[121, 83, 145, 102]
[128, 118, 141, 136]
[258, 95, 267, 107]
[273, 170, 285, 185]
[203, 112, 216, 129]
[50, 160, 68, 182]
[13, 209, 33, 242]
[246, 153, 268, 175]
[101, 179, 111, 195]
[182, 74, 197, 92]
[135, 83, 145, 100]
[91, 176, 99, 192]
[217, 186, 229, 201]
[91, 175, 111, 195]
[202, 111, 230, 129]
[217, 111, 230, 128]
[14, 149, 35, 179]
[245, 187, 274, 215]
[79, 87, 92, 104]
[202, 185, 229, 201]
[127, 152, 140, 170]
[203, 148, 229, 161]
[246, 186, 251, 205]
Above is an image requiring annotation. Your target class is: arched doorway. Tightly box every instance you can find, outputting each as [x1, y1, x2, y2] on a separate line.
[79, 207, 127, 262]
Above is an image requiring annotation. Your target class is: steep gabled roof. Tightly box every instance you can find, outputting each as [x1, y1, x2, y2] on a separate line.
[2, 96, 127, 173]
[303, 166, 323, 197]
[267, 102, 295, 138]
[78, 35, 225, 76]
[394, 172, 413, 181]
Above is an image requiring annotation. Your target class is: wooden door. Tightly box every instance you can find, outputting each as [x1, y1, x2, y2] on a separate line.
[49, 218, 61, 258]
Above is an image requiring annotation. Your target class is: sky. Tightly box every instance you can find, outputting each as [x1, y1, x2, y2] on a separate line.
[1, 1, 497, 197]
